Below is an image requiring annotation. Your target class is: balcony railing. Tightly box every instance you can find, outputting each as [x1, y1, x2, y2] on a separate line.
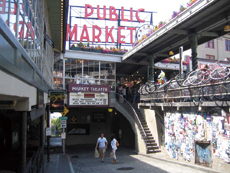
[24, 147, 44, 173]
[140, 77, 230, 107]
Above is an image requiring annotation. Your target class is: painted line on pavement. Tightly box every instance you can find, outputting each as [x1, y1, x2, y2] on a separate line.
[56, 155, 59, 173]
[67, 154, 75, 173]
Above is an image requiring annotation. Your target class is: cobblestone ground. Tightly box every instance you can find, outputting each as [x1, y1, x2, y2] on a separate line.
[66, 145, 213, 173]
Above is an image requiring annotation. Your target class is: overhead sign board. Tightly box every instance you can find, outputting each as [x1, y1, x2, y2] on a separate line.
[49, 91, 65, 112]
[59, 116, 68, 120]
[60, 120, 67, 128]
[68, 4, 155, 48]
[68, 84, 110, 107]
[69, 92, 108, 106]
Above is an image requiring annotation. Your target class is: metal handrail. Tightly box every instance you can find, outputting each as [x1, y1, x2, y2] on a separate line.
[24, 146, 43, 173]
[140, 79, 230, 101]
[115, 93, 147, 140]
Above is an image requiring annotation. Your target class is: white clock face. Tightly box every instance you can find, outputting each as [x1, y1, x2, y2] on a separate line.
[136, 24, 154, 40]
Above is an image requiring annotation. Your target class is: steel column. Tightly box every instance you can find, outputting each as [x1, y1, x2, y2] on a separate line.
[40, 113, 44, 173]
[188, 34, 199, 71]
[20, 111, 27, 173]
[148, 55, 155, 82]
[46, 105, 50, 163]
[179, 46, 183, 75]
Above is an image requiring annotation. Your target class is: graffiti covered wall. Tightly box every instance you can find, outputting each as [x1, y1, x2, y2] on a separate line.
[164, 108, 230, 166]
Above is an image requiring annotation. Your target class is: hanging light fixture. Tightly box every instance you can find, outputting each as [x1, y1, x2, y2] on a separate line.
[224, 24, 230, 32]
[169, 51, 174, 55]
[224, 18, 230, 32]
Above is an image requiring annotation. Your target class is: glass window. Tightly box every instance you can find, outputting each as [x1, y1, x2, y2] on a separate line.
[82, 60, 99, 85]
[206, 54, 215, 60]
[100, 61, 115, 79]
[205, 40, 214, 48]
[53, 59, 63, 89]
[100, 80, 116, 91]
[226, 39, 230, 51]
[61, 59, 116, 91]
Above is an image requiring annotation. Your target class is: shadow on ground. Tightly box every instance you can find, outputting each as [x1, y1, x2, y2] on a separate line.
[65, 144, 168, 173]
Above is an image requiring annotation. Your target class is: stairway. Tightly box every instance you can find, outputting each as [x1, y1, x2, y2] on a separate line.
[119, 102, 161, 154]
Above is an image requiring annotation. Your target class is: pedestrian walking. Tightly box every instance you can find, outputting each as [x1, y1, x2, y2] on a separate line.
[95, 134, 108, 162]
[111, 134, 118, 163]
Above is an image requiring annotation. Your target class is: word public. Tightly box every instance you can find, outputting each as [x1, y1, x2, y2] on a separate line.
[66, 4, 146, 44]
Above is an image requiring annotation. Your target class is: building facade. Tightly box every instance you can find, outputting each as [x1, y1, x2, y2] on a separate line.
[197, 34, 230, 61]
[0, 0, 68, 172]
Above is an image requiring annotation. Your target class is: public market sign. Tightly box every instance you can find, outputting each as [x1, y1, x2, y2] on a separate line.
[66, 4, 146, 44]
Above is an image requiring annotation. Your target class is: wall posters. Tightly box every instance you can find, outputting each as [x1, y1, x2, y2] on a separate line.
[164, 109, 230, 165]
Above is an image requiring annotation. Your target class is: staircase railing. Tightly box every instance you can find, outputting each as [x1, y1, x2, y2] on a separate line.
[115, 93, 147, 140]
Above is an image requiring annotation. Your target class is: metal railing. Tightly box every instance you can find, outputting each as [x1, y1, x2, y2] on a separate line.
[141, 80, 230, 103]
[24, 147, 44, 173]
[116, 93, 147, 140]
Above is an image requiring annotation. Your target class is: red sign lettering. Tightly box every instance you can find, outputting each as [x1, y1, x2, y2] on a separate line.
[93, 25, 102, 42]
[97, 5, 106, 20]
[80, 25, 90, 42]
[0, 0, 17, 14]
[136, 8, 145, 23]
[0, 0, 6, 14]
[127, 27, 136, 44]
[109, 6, 118, 21]
[118, 27, 125, 44]
[106, 26, 115, 43]
[121, 7, 129, 22]
[130, 8, 133, 22]
[85, 4, 93, 19]
[66, 24, 77, 41]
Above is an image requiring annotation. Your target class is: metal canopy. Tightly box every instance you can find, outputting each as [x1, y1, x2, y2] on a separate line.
[47, 0, 69, 52]
[122, 0, 230, 65]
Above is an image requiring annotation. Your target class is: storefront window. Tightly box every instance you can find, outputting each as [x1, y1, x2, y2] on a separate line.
[100, 61, 115, 79]
[62, 59, 116, 91]
[100, 80, 116, 91]
[53, 59, 63, 89]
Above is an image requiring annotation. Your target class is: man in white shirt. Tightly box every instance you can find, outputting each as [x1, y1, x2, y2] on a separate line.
[95, 134, 108, 162]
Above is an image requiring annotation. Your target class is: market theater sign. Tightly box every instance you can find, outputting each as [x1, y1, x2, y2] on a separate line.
[68, 84, 110, 107]
[66, 4, 146, 44]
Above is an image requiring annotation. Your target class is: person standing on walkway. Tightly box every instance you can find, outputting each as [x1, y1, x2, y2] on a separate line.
[111, 134, 118, 163]
[132, 86, 137, 103]
[95, 134, 108, 162]
[122, 86, 126, 100]
[118, 85, 124, 103]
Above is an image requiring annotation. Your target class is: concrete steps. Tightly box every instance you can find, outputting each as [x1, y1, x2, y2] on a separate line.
[119, 102, 161, 154]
